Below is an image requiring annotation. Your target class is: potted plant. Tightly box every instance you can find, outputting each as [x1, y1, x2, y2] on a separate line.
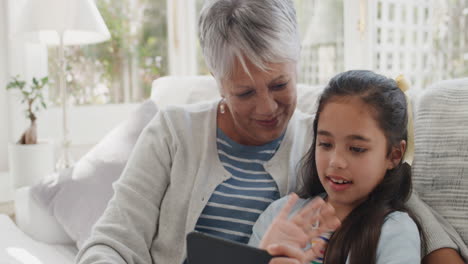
[6, 76, 55, 188]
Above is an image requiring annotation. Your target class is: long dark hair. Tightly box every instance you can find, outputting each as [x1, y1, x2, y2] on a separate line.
[297, 70, 425, 264]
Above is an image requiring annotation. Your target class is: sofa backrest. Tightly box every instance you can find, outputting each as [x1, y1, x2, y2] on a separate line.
[412, 78, 468, 246]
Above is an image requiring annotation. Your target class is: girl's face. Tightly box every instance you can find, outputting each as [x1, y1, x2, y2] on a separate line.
[315, 97, 396, 216]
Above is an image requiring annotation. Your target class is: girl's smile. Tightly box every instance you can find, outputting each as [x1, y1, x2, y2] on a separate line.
[325, 175, 353, 192]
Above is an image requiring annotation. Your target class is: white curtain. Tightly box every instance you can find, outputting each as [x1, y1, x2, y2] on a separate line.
[167, 0, 198, 76]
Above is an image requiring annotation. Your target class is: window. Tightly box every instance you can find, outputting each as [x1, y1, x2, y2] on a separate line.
[47, 0, 168, 105]
[46, 0, 468, 107]
[295, 0, 467, 89]
[371, 0, 468, 89]
[431, 0, 468, 79]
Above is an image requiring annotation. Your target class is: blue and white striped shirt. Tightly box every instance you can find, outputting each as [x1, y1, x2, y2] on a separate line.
[194, 128, 283, 244]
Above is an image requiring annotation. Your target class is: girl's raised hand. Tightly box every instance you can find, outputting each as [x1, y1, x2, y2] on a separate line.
[259, 193, 341, 263]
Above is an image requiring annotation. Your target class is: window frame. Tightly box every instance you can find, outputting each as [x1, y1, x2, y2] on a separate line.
[343, 0, 375, 70]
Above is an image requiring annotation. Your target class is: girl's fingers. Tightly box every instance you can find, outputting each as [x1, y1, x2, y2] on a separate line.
[290, 197, 326, 236]
[268, 258, 302, 264]
[304, 239, 326, 261]
[269, 257, 301, 264]
[315, 203, 341, 231]
[277, 193, 299, 220]
[302, 202, 340, 234]
[293, 202, 339, 244]
[266, 243, 306, 263]
[296, 197, 325, 219]
[291, 197, 324, 229]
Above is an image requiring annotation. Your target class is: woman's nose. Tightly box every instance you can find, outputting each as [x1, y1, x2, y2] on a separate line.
[255, 92, 278, 116]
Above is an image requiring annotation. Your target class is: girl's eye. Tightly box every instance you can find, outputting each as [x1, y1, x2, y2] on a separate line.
[318, 142, 332, 149]
[350, 146, 367, 153]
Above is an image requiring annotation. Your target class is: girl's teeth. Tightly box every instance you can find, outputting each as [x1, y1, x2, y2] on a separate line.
[331, 178, 350, 184]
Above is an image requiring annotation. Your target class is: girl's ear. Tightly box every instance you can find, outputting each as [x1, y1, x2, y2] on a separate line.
[387, 140, 407, 169]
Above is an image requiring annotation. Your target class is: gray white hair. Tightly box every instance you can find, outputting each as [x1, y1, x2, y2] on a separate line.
[198, 0, 300, 81]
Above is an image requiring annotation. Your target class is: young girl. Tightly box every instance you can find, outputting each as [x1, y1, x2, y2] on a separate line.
[249, 70, 425, 264]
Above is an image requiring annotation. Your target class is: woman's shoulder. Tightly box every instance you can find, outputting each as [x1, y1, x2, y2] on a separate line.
[149, 100, 218, 129]
[280, 111, 315, 155]
[292, 109, 314, 119]
[290, 110, 314, 128]
[142, 100, 218, 146]
[161, 100, 218, 116]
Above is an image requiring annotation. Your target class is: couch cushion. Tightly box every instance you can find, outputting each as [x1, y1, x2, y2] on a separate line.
[15, 186, 73, 244]
[0, 215, 76, 264]
[412, 78, 468, 246]
[31, 99, 158, 248]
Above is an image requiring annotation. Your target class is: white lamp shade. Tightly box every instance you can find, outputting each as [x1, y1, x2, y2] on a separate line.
[15, 0, 110, 45]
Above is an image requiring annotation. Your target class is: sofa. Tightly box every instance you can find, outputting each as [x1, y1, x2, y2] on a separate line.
[0, 75, 467, 263]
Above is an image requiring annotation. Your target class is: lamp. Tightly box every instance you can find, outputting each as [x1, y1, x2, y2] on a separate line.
[15, 0, 111, 169]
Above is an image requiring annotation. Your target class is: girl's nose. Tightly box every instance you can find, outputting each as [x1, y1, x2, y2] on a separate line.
[330, 150, 347, 169]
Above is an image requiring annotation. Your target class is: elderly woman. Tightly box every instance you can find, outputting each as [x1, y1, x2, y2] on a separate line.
[76, 0, 464, 264]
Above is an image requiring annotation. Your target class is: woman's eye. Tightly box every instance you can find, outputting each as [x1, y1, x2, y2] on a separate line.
[318, 142, 332, 149]
[350, 146, 367, 153]
[237, 90, 254, 98]
[271, 83, 287, 90]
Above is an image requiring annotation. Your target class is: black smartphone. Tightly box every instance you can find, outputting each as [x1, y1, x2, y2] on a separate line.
[186, 231, 274, 264]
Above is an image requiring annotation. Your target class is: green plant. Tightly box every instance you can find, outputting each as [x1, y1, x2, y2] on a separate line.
[6, 75, 49, 144]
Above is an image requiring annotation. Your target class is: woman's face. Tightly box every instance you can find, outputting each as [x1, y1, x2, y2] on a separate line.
[315, 97, 396, 216]
[220, 59, 297, 146]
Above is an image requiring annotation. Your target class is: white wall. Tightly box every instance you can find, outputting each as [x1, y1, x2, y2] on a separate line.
[0, 0, 12, 171]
